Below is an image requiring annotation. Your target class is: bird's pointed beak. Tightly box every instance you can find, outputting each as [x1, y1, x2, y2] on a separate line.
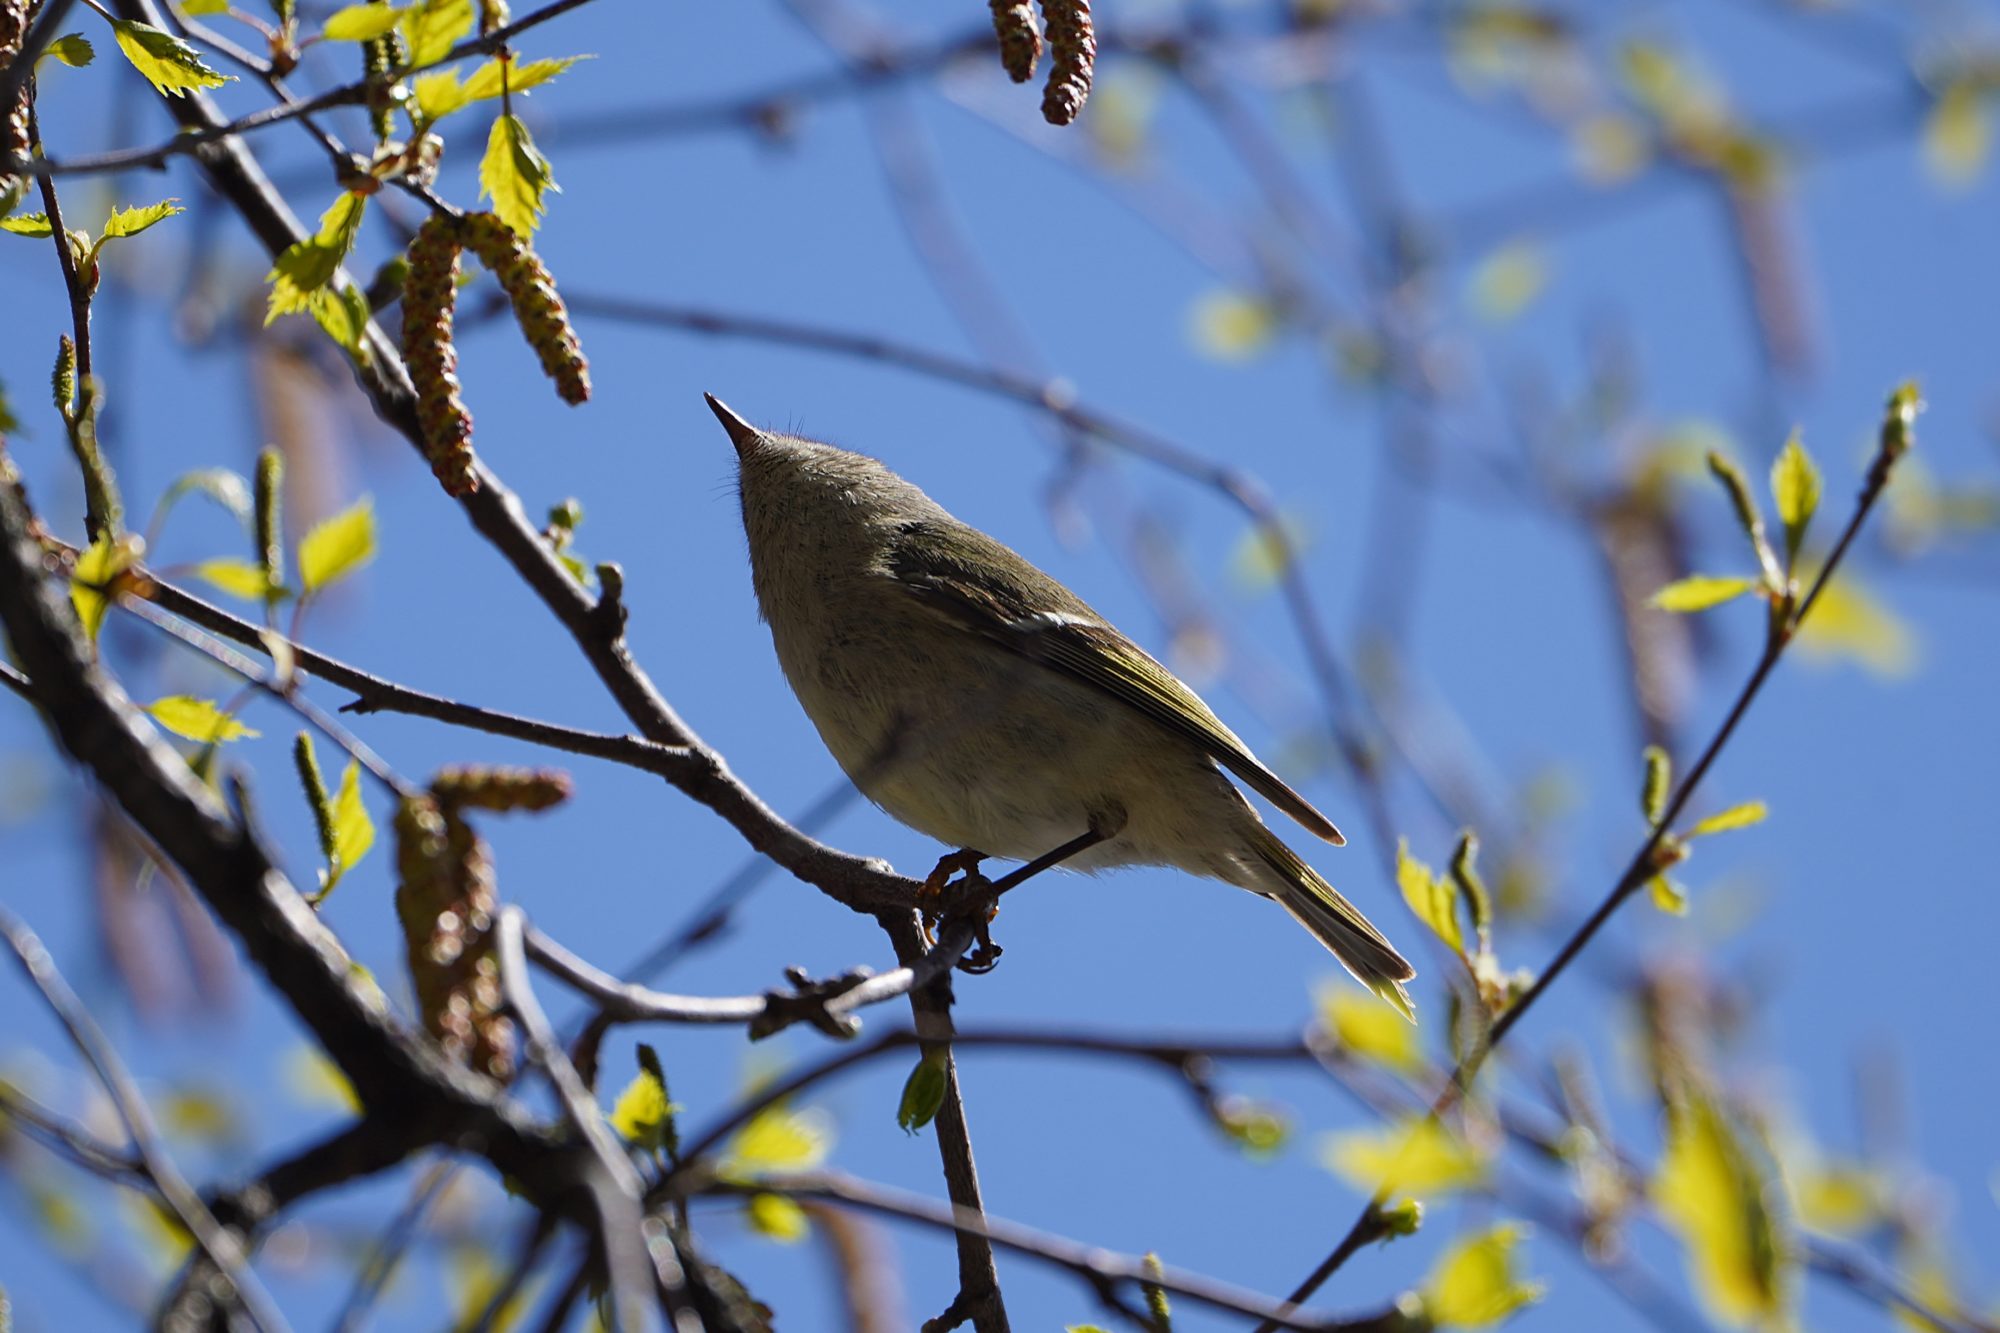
[704, 393, 762, 458]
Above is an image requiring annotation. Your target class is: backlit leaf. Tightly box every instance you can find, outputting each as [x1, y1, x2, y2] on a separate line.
[298, 496, 376, 593]
[1923, 82, 1989, 188]
[1648, 574, 1755, 613]
[1469, 239, 1549, 322]
[1655, 1092, 1793, 1327]
[1318, 983, 1420, 1073]
[100, 199, 184, 240]
[1420, 1223, 1545, 1327]
[0, 212, 53, 237]
[722, 1103, 832, 1176]
[330, 759, 374, 880]
[1686, 801, 1767, 838]
[194, 558, 272, 601]
[70, 534, 137, 642]
[1648, 875, 1688, 915]
[41, 33, 95, 67]
[267, 192, 367, 321]
[609, 1048, 677, 1153]
[479, 113, 558, 240]
[401, 0, 473, 68]
[146, 695, 259, 743]
[1322, 1117, 1488, 1196]
[745, 1193, 809, 1242]
[320, 3, 407, 41]
[1397, 839, 1464, 956]
[460, 54, 588, 102]
[1795, 577, 1916, 676]
[1189, 289, 1277, 362]
[111, 18, 232, 95]
[1769, 432, 1820, 562]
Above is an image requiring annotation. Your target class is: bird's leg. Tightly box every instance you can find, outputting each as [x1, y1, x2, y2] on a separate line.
[957, 817, 1121, 974]
[918, 848, 988, 947]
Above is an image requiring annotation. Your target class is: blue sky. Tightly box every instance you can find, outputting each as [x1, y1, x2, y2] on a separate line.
[3, 1, 1998, 1330]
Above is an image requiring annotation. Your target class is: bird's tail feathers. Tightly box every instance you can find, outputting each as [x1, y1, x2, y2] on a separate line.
[1246, 824, 1417, 1022]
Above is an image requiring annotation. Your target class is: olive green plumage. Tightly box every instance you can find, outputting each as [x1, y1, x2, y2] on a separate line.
[710, 394, 1415, 1016]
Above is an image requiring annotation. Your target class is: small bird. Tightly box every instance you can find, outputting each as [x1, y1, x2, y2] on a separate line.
[708, 395, 1416, 1016]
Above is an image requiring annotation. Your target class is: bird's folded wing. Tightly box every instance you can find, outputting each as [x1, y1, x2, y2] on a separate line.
[886, 523, 1346, 845]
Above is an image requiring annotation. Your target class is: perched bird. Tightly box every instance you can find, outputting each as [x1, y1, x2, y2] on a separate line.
[708, 395, 1416, 1016]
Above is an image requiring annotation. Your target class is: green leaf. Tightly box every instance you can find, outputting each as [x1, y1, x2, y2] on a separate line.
[1656, 1091, 1793, 1327]
[1317, 982, 1419, 1073]
[401, 0, 473, 67]
[609, 1046, 678, 1153]
[1770, 432, 1821, 563]
[459, 53, 588, 101]
[721, 1103, 832, 1177]
[1641, 744, 1670, 824]
[40, 33, 95, 67]
[1322, 1117, 1489, 1197]
[111, 18, 233, 96]
[146, 696, 259, 743]
[1, 213, 53, 237]
[479, 113, 558, 241]
[320, 3, 407, 41]
[100, 199, 184, 240]
[70, 534, 136, 642]
[895, 1049, 949, 1135]
[329, 759, 374, 880]
[180, 0, 232, 15]
[1648, 574, 1756, 613]
[299, 496, 376, 593]
[1685, 800, 1767, 838]
[1397, 838, 1464, 956]
[1648, 875, 1688, 915]
[194, 557, 274, 601]
[1419, 1223, 1546, 1328]
[409, 66, 470, 123]
[308, 284, 374, 359]
[267, 192, 368, 321]
[1794, 576, 1917, 676]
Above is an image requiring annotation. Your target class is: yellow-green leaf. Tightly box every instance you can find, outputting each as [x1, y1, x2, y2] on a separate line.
[1641, 744, 1670, 824]
[1189, 289, 1277, 362]
[285, 1046, 361, 1112]
[1795, 577, 1916, 676]
[1770, 432, 1820, 561]
[308, 284, 374, 359]
[1317, 982, 1420, 1073]
[180, 0, 231, 14]
[745, 1192, 809, 1243]
[479, 113, 558, 241]
[111, 18, 232, 96]
[1649, 875, 1688, 915]
[146, 696, 259, 743]
[460, 54, 588, 102]
[70, 534, 137, 642]
[1655, 1092, 1793, 1327]
[410, 66, 470, 122]
[1923, 82, 1990, 188]
[40, 33, 95, 67]
[330, 759, 374, 878]
[1686, 800, 1766, 838]
[896, 1049, 949, 1135]
[1397, 839, 1464, 956]
[101, 199, 183, 240]
[401, 0, 473, 68]
[320, 3, 407, 41]
[1, 212, 53, 237]
[1791, 1162, 1881, 1237]
[267, 192, 368, 321]
[1322, 1117, 1489, 1196]
[722, 1103, 832, 1177]
[298, 496, 376, 593]
[193, 557, 272, 601]
[1420, 1223, 1545, 1328]
[1469, 239, 1549, 322]
[609, 1057, 676, 1152]
[1648, 574, 1756, 613]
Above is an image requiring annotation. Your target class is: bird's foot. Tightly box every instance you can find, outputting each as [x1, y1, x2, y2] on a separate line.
[917, 848, 988, 949]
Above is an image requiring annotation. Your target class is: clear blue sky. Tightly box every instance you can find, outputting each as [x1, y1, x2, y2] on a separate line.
[2, 1, 1996, 1330]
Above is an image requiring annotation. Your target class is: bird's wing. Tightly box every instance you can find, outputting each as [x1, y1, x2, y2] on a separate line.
[884, 518, 1346, 846]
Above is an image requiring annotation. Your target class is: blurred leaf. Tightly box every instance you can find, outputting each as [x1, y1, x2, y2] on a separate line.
[69, 533, 137, 642]
[100, 199, 183, 240]
[155, 466, 253, 531]
[320, 3, 407, 41]
[1397, 839, 1464, 956]
[299, 496, 376, 593]
[181, 0, 231, 14]
[1655, 1091, 1793, 1327]
[1686, 801, 1766, 838]
[1318, 982, 1420, 1073]
[111, 18, 232, 95]
[1419, 1222, 1545, 1327]
[147, 696, 258, 743]
[1795, 577, 1916, 676]
[329, 759, 374, 884]
[1791, 1162, 1881, 1236]
[609, 1047, 677, 1153]
[1641, 745, 1670, 824]
[480, 113, 558, 241]
[1893, 1242, 1955, 1333]
[1189, 290, 1278, 362]
[194, 557, 274, 602]
[401, 0, 473, 66]
[161, 1086, 239, 1144]
[123, 1196, 193, 1270]
[285, 1045, 361, 1112]
[1469, 239, 1549, 322]
[746, 1193, 810, 1242]
[1769, 432, 1821, 563]
[896, 1049, 948, 1135]
[1572, 112, 1650, 183]
[1648, 575, 1755, 613]
[1923, 82, 1990, 188]
[1648, 875, 1689, 915]
[40, 33, 95, 67]
[1214, 1096, 1290, 1156]
[1085, 67, 1160, 166]
[1322, 1117, 1488, 1196]
[1228, 513, 1310, 591]
[722, 1103, 831, 1176]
